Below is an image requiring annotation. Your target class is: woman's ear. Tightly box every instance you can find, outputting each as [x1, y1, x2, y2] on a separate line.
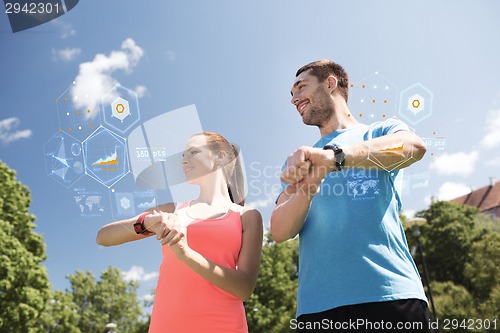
[216, 150, 227, 166]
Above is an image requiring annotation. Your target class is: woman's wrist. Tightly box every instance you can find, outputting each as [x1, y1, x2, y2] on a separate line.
[143, 214, 159, 232]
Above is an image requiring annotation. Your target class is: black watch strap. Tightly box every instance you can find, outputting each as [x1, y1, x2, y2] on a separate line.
[323, 144, 345, 172]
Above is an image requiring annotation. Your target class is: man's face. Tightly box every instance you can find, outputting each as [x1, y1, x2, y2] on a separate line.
[290, 70, 333, 126]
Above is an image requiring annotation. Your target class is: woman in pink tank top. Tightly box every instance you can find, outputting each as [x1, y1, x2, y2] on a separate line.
[96, 132, 263, 332]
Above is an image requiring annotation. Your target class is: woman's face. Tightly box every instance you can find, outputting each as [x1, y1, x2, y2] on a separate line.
[181, 135, 217, 183]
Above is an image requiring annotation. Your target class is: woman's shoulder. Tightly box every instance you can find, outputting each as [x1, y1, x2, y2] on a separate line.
[238, 206, 262, 228]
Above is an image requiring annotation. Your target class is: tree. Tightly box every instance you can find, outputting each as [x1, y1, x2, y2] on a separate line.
[464, 232, 500, 301]
[246, 233, 298, 333]
[0, 160, 51, 333]
[42, 290, 81, 333]
[430, 281, 475, 332]
[412, 201, 485, 286]
[65, 267, 145, 333]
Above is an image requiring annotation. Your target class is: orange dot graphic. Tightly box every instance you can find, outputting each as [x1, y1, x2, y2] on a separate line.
[59, 128, 62, 132]
[89, 125, 93, 129]
[87, 109, 91, 113]
[359, 114, 363, 117]
[76, 111, 80, 115]
[382, 114, 386, 118]
[64, 97, 68, 101]
[433, 132, 436, 135]
[372, 100, 376, 103]
[350, 84, 354, 87]
[362, 85, 366, 88]
[68, 127, 72, 131]
[384, 100, 387, 104]
[347, 114, 351, 117]
[55, 99, 59, 103]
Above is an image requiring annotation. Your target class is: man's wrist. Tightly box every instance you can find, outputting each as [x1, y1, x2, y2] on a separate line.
[323, 144, 345, 171]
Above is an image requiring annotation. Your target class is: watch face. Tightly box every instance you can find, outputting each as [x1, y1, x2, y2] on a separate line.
[134, 223, 143, 234]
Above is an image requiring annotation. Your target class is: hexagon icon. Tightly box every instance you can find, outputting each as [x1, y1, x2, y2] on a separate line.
[408, 94, 424, 114]
[83, 127, 130, 188]
[111, 97, 131, 121]
[398, 83, 433, 125]
[120, 196, 131, 210]
[101, 84, 141, 134]
[44, 131, 85, 188]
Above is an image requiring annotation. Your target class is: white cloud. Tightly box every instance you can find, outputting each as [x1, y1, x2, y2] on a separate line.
[246, 197, 275, 209]
[71, 38, 144, 119]
[480, 109, 500, 149]
[401, 210, 416, 219]
[52, 20, 76, 39]
[143, 294, 155, 302]
[52, 47, 81, 62]
[434, 182, 471, 201]
[429, 151, 479, 177]
[0, 117, 33, 145]
[134, 85, 148, 98]
[122, 266, 158, 282]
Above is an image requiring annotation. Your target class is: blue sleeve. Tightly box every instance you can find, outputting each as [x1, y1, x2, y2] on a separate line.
[368, 118, 412, 140]
[381, 118, 411, 135]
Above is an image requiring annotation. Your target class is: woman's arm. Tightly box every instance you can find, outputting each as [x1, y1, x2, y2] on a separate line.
[164, 207, 263, 301]
[95, 202, 175, 246]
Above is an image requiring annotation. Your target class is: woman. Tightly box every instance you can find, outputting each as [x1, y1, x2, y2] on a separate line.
[96, 132, 263, 332]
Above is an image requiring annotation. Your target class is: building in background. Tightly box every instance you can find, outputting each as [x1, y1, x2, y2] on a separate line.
[450, 178, 500, 219]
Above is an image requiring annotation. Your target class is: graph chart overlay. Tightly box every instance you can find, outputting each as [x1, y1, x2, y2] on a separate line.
[83, 127, 129, 188]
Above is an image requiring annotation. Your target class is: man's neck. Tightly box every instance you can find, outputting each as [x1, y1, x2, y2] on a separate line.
[319, 101, 359, 137]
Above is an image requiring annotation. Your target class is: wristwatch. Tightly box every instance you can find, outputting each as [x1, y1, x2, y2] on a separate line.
[134, 212, 153, 235]
[323, 144, 345, 172]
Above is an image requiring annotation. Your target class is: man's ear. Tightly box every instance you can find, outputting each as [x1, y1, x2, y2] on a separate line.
[326, 75, 338, 93]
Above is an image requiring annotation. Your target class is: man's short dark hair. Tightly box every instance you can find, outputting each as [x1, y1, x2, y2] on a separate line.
[296, 60, 349, 102]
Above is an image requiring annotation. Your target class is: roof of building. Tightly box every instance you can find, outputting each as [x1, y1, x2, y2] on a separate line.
[450, 178, 500, 212]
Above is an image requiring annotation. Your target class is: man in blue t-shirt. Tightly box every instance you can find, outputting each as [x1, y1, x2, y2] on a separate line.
[271, 60, 431, 332]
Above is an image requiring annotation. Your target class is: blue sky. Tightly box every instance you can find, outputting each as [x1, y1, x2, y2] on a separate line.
[1, 0, 499, 310]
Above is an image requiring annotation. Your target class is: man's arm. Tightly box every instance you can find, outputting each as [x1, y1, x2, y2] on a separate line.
[342, 131, 427, 170]
[270, 131, 426, 243]
[270, 189, 315, 243]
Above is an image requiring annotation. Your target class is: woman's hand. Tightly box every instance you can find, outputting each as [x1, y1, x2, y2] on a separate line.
[156, 211, 192, 259]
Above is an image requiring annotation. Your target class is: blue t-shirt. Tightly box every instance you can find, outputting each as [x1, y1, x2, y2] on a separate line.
[282, 118, 427, 317]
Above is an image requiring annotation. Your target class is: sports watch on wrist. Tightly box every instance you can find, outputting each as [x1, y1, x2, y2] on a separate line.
[134, 212, 153, 235]
[323, 144, 345, 172]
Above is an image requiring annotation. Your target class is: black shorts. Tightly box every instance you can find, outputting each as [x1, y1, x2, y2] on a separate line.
[296, 299, 432, 332]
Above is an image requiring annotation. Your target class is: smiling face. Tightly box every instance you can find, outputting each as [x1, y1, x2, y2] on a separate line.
[181, 135, 217, 184]
[290, 70, 334, 127]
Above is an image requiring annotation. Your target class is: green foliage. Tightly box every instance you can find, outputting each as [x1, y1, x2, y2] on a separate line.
[246, 233, 298, 333]
[414, 201, 485, 286]
[477, 285, 500, 333]
[42, 291, 81, 333]
[0, 160, 51, 333]
[62, 267, 144, 333]
[464, 232, 500, 301]
[42, 267, 149, 333]
[431, 281, 475, 323]
[403, 200, 500, 332]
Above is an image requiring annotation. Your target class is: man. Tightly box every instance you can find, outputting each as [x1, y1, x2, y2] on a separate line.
[271, 60, 431, 332]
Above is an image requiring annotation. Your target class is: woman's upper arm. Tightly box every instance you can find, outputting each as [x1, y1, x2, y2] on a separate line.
[238, 208, 263, 282]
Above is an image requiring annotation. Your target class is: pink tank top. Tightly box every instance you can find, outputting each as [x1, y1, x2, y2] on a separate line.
[149, 203, 248, 333]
